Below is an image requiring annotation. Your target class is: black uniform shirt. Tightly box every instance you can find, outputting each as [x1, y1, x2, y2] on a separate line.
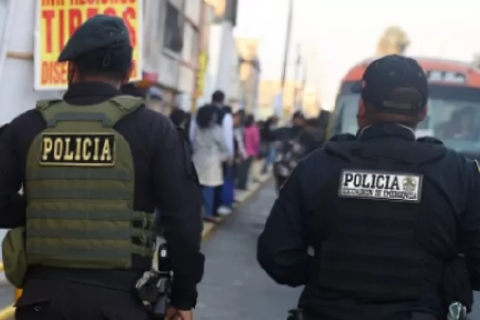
[0, 82, 204, 310]
[257, 124, 480, 319]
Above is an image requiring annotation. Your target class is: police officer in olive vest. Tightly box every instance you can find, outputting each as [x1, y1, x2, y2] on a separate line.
[257, 55, 480, 320]
[0, 15, 203, 320]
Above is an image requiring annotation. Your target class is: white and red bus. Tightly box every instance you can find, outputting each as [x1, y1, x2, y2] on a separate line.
[329, 57, 480, 158]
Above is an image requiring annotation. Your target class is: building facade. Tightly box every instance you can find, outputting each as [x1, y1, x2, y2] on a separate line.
[200, 0, 240, 106]
[236, 38, 261, 116]
[143, 0, 203, 113]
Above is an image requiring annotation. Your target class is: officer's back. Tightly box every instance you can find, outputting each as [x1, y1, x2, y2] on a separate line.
[257, 55, 480, 320]
[0, 15, 203, 320]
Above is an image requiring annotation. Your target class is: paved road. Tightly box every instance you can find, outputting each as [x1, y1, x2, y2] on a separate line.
[0, 284, 15, 315]
[197, 180, 301, 320]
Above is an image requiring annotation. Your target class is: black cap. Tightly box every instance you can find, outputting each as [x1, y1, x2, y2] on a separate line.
[292, 111, 305, 119]
[58, 15, 131, 62]
[352, 55, 428, 114]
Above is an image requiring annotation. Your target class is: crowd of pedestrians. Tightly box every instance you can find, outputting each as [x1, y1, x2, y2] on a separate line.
[163, 88, 331, 222]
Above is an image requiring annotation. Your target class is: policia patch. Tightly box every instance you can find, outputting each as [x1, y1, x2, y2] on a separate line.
[338, 170, 422, 202]
[40, 133, 115, 167]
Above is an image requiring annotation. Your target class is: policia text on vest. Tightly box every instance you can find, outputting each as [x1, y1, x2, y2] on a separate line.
[41, 133, 115, 166]
[2, 97, 156, 289]
[339, 170, 422, 202]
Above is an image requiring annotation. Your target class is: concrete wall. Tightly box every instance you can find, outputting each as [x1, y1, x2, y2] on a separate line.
[0, 0, 62, 124]
[154, 0, 182, 89]
[0, 0, 64, 274]
[229, 45, 241, 103]
[200, 21, 238, 104]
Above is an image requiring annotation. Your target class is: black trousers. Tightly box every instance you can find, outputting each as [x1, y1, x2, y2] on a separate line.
[236, 157, 253, 190]
[15, 279, 150, 320]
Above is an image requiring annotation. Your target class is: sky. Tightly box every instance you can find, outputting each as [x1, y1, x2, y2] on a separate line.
[234, 0, 480, 110]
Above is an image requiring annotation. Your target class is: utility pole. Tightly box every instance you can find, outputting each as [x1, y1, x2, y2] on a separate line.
[298, 63, 307, 113]
[277, 0, 293, 116]
[292, 44, 301, 111]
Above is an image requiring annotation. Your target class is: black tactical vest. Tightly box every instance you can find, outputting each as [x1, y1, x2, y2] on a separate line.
[317, 136, 449, 303]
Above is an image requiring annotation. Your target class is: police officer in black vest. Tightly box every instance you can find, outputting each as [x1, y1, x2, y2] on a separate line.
[0, 15, 203, 320]
[257, 55, 480, 320]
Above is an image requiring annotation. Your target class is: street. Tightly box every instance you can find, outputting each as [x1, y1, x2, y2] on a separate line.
[196, 180, 301, 320]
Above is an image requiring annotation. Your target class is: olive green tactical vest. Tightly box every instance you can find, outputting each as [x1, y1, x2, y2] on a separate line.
[25, 96, 155, 269]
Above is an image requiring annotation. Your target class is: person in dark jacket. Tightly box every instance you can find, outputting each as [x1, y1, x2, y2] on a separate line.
[170, 108, 188, 129]
[257, 55, 480, 320]
[271, 111, 322, 191]
[0, 15, 203, 320]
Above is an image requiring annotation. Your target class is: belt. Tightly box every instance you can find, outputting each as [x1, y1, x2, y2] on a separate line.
[411, 313, 437, 320]
[27, 266, 142, 291]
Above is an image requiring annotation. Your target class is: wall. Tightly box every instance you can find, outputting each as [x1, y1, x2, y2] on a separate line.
[228, 44, 242, 104]
[0, 0, 62, 124]
[0, 0, 67, 272]
[176, 0, 202, 111]
[236, 38, 261, 116]
[154, 0, 182, 90]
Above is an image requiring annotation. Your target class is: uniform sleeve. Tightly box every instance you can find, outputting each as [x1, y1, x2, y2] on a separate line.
[151, 117, 204, 309]
[257, 162, 313, 286]
[0, 123, 26, 228]
[459, 160, 480, 290]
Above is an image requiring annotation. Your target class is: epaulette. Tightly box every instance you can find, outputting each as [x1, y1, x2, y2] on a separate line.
[329, 133, 356, 141]
[417, 136, 443, 145]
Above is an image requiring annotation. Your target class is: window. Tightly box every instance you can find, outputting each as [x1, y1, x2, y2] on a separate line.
[164, 1, 184, 54]
[181, 23, 197, 64]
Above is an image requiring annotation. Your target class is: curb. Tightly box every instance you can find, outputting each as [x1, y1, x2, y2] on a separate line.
[201, 173, 272, 241]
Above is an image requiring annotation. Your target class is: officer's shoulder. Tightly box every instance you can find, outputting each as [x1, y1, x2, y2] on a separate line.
[328, 133, 356, 142]
[130, 106, 173, 131]
[416, 136, 443, 145]
[10, 109, 43, 128]
[297, 147, 330, 168]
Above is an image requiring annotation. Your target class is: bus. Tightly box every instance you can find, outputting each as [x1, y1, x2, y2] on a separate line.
[329, 57, 480, 159]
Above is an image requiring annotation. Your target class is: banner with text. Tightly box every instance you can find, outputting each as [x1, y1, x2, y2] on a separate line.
[35, 0, 143, 90]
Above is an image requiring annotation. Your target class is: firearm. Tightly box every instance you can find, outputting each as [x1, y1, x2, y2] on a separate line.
[287, 309, 305, 320]
[153, 243, 172, 320]
[441, 254, 472, 320]
[447, 302, 467, 320]
[135, 242, 172, 320]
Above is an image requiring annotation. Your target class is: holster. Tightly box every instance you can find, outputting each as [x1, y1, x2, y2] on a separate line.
[440, 255, 473, 314]
[287, 309, 305, 320]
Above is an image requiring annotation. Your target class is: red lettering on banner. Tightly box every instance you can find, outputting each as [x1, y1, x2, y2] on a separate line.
[69, 0, 137, 4]
[123, 7, 136, 47]
[69, 9, 83, 43]
[43, 10, 55, 53]
[59, 10, 65, 50]
[104, 8, 116, 16]
[41, 1, 140, 86]
[41, 61, 68, 86]
[86, 8, 98, 19]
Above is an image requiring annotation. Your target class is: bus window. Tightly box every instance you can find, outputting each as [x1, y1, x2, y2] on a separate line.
[332, 93, 360, 135]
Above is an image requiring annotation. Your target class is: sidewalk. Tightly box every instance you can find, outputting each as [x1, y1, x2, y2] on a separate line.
[202, 160, 272, 239]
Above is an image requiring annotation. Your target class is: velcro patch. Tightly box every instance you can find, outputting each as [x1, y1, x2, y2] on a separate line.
[338, 170, 422, 202]
[40, 133, 115, 167]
